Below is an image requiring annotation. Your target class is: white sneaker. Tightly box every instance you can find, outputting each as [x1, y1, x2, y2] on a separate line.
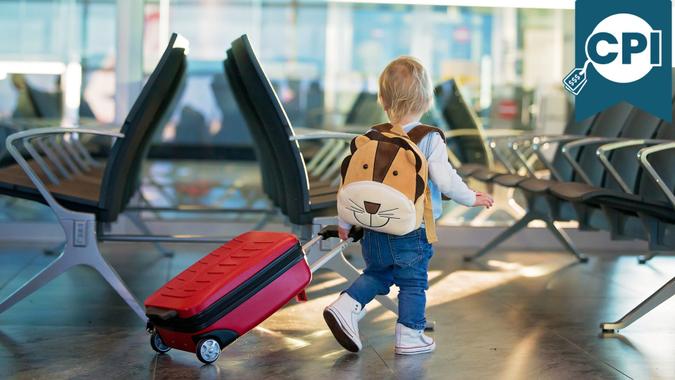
[394, 323, 435, 355]
[323, 293, 365, 352]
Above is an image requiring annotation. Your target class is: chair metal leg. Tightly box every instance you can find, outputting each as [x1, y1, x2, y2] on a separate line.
[84, 253, 146, 321]
[545, 220, 589, 263]
[0, 219, 146, 322]
[470, 186, 524, 226]
[126, 212, 174, 257]
[43, 242, 66, 256]
[250, 211, 273, 231]
[601, 277, 675, 333]
[0, 252, 73, 314]
[638, 251, 659, 264]
[505, 189, 527, 219]
[463, 213, 536, 262]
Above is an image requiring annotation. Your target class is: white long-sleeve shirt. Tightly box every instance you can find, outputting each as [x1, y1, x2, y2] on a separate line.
[338, 121, 476, 230]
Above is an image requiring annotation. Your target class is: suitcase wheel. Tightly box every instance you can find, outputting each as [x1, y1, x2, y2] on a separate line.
[150, 332, 172, 354]
[196, 338, 221, 364]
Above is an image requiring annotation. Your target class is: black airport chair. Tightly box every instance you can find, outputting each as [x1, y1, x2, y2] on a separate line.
[597, 140, 675, 332]
[434, 79, 492, 170]
[464, 102, 636, 262]
[344, 91, 388, 126]
[549, 100, 674, 241]
[0, 34, 189, 321]
[229, 36, 336, 229]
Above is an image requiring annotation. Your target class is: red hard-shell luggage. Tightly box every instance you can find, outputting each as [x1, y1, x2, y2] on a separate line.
[144, 226, 361, 364]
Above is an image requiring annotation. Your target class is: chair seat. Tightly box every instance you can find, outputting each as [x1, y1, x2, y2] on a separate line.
[471, 167, 502, 182]
[1, 160, 103, 186]
[549, 182, 611, 202]
[493, 174, 528, 187]
[518, 178, 558, 193]
[0, 181, 101, 213]
[458, 163, 484, 177]
[0, 162, 102, 207]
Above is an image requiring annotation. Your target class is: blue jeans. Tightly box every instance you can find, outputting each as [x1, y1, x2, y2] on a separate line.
[345, 228, 433, 330]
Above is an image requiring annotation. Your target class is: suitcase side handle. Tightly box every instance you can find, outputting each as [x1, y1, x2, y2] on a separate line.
[146, 306, 178, 320]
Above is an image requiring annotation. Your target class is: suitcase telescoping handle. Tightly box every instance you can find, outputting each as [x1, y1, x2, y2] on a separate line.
[302, 225, 363, 274]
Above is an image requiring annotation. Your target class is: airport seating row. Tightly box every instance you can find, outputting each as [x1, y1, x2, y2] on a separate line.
[459, 91, 675, 332]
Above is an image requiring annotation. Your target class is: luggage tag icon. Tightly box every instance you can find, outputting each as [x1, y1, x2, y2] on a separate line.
[563, 59, 592, 95]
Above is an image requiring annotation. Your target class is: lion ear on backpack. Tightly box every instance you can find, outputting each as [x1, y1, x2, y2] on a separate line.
[350, 135, 370, 153]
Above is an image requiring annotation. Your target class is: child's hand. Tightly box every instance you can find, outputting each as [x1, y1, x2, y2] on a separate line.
[473, 192, 494, 209]
[338, 227, 350, 240]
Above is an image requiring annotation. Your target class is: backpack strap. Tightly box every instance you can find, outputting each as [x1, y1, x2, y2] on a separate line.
[407, 124, 446, 145]
[371, 122, 410, 137]
[371, 123, 393, 133]
[423, 187, 438, 243]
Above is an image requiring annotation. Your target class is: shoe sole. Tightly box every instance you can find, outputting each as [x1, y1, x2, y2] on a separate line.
[323, 309, 360, 353]
[395, 342, 436, 355]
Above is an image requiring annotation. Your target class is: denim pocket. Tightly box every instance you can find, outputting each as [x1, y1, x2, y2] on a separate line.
[390, 230, 423, 267]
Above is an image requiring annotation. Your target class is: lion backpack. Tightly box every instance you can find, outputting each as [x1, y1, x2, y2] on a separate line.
[337, 123, 445, 243]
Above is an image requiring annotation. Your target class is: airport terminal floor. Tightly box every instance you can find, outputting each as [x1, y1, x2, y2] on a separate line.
[1, 239, 674, 379]
[1, 1, 675, 379]
[0, 161, 673, 379]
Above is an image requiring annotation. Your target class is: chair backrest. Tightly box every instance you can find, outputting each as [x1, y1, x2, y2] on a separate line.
[224, 50, 280, 208]
[98, 34, 188, 221]
[433, 79, 490, 165]
[637, 70, 675, 204]
[23, 80, 97, 119]
[636, 114, 675, 205]
[344, 91, 388, 126]
[211, 73, 253, 146]
[231, 35, 313, 224]
[547, 114, 597, 181]
[548, 103, 632, 183]
[25, 84, 61, 118]
[603, 97, 675, 192]
[573, 103, 636, 186]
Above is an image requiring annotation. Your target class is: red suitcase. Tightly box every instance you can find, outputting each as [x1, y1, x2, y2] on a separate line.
[144, 227, 360, 364]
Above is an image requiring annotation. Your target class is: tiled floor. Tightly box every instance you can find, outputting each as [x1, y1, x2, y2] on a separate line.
[0, 240, 673, 379]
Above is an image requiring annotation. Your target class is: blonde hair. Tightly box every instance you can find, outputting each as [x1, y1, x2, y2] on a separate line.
[378, 56, 434, 123]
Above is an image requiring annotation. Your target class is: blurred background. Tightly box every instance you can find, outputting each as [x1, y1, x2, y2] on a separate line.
[0, 0, 575, 227]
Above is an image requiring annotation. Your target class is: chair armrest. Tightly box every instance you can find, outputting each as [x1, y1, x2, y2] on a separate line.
[444, 128, 523, 140]
[560, 137, 623, 185]
[524, 135, 585, 181]
[0, 118, 117, 131]
[596, 139, 669, 193]
[507, 141, 536, 176]
[638, 142, 675, 209]
[488, 140, 517, 174]
[290, 129, 359, 141]
[5, 127, 124, 215]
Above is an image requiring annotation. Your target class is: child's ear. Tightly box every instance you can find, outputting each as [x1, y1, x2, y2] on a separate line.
[351, 135, 370, 153]
[378, 95, 390, 111]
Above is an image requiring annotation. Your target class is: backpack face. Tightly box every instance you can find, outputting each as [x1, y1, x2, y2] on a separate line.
[338, 130, 427, 235]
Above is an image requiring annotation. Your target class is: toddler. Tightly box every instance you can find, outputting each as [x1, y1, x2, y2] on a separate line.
[323, 56, 494, 355]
